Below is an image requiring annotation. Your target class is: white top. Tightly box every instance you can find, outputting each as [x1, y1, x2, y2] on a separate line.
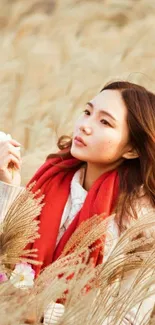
[56, 167, 88, 245]
[0, 181, 24, 223]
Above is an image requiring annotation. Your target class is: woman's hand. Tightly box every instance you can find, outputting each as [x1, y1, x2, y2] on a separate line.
[0, 139, 22, 186]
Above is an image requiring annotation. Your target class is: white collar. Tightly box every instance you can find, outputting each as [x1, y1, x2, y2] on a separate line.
[70, 167, 87, 202]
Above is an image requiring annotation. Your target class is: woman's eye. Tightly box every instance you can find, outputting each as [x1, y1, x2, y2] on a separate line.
[83, 109, 90, 115]
[100, 119, 111, 127]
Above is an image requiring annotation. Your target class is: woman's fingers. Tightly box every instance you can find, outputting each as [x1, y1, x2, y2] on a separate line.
[0, 140, 21, 170]
[0, 139, 22, 185]
[5, 154, 21, 170]
[7, 142, 21, 161]
[10, 138, 22, 147]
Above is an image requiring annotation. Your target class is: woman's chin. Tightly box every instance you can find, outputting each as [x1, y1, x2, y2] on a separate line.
[71, 146, 87, 161]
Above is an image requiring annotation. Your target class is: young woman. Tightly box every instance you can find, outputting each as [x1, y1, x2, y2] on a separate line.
[0, 81, 155, 324]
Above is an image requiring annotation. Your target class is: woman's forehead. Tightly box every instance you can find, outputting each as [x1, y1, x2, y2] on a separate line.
[90, 89, 128, 121]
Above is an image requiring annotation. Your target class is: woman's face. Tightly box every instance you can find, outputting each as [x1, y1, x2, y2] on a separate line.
[71, 89, 131, 166]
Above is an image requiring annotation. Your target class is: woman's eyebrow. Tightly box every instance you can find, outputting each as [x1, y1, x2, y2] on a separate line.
[86, 102, 117, 122]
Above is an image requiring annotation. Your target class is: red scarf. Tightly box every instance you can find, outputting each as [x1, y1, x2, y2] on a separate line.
[27, 156, 119, 276]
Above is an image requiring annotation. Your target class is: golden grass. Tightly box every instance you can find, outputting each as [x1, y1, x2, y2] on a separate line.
[1, 194, 155, 324]
[0, 0, 155, 184]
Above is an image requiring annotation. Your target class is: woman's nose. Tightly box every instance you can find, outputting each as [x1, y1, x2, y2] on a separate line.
[79, 125, 92, 135]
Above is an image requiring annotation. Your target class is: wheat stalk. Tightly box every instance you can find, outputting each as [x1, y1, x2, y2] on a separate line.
[0, 184, 44, 273]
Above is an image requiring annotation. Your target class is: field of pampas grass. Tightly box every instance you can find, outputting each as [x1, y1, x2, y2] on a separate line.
[0, 0, 155, 184]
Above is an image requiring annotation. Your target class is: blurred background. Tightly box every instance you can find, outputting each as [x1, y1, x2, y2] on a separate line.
[0, 0, 155, 184]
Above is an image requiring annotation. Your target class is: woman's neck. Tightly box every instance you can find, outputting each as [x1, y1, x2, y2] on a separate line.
[83, 160, 123, 191]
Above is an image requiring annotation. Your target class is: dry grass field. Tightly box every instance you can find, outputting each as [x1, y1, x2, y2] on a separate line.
[0, 0, 155, 184]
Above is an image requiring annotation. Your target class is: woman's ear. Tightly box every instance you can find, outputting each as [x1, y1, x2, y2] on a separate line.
[122, 147, 139, 160]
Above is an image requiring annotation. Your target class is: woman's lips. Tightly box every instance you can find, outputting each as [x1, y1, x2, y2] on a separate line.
[74, 136, 87, 147]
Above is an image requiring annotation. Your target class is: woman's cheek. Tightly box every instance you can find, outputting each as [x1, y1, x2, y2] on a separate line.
[95, 139, 117, 159]
[96, 137, 114, 151]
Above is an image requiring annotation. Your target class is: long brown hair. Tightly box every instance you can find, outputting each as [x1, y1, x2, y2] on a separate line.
[47, 81, 155, 231]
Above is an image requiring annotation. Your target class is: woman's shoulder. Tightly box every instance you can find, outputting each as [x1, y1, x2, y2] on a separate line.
[130, 186, 155, 239]
[135, 186, 154, 215]
[115, 185, 155, 235]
